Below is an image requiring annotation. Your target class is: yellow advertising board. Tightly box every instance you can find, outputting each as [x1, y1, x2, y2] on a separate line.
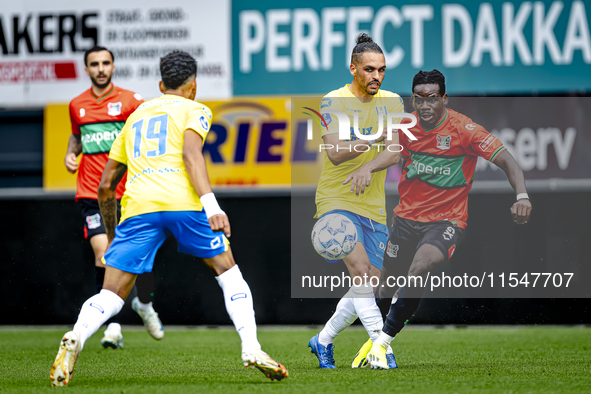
[44, 97, 325, 191]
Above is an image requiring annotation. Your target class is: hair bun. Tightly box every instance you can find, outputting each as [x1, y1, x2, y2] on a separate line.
[356, 33, 374, 45]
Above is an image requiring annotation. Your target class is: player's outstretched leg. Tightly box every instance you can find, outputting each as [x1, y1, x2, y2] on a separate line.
[90, 235, 125, 349]
[210, 253, 288, 381]
[50, 289, 125, 386]
[311, 291, 357, 369]
[367, 286, 421, 370]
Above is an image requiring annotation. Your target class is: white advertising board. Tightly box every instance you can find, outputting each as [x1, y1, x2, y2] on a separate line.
[0, 0, 231, 106]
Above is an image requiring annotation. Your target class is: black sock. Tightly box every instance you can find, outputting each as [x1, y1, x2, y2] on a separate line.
[136, 272, 155, 303]
[382, 285, 422, 337]
[95, 266, 105, 294]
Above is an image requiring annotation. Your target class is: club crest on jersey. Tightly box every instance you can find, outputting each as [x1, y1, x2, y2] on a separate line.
[436, 134, 451, 150]
[375, 105, 387, 117]
[386, 240, 399, 258]
[79, 108, 85, 117]
[107, 102, 122, 116]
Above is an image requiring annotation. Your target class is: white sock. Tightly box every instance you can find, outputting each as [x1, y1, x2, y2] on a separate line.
[318, 291, 358, 346]
[351, 283, 383, 342]
[215, 265, 261, 350]
[374, 331, 395, 349]
[73, 289, 124, 350]
[135, 299, 153, 312]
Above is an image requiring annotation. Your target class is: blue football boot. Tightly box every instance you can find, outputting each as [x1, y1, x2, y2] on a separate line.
[386, 352, 398, 369]
[308, 334, 336, 369]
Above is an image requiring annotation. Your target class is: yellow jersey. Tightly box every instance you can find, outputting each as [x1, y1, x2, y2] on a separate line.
[315, 85, 404, 225]
[109, 94, 212, 222]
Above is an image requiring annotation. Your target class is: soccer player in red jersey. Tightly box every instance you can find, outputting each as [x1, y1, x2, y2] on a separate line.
[64, 46, 164, 348]
[346, 70, 532, 369]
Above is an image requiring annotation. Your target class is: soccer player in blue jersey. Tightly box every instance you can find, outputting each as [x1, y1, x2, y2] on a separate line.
[50, 51, 288, 386]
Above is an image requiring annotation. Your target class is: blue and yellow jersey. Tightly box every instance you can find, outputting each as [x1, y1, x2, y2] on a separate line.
[315, 85, 404, 225]
[109, 94, 212, 222]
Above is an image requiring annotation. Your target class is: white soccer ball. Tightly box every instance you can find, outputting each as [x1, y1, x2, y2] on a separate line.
[311, 213, 358, 260]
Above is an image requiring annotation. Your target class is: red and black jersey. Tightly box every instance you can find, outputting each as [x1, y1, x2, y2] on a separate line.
[395, 108, 506, 228]
[69, 84, 143, 200]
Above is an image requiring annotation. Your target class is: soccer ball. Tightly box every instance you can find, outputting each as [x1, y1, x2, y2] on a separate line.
[311, 213, 358, 260]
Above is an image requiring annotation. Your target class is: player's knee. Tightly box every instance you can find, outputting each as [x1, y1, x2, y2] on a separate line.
[203, 250, 236, 276]
[407, 262, 431, 279]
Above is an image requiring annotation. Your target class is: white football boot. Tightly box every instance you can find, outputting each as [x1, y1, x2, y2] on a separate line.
[50, 331, 81, 387]
[131, 297, 164, 340]
[101, 322, 124, 349]
[241, 344, 289, 381]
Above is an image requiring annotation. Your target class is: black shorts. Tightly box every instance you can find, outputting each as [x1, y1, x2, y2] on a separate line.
[384, 215, 464, 268]
[79, 199, 121, 240]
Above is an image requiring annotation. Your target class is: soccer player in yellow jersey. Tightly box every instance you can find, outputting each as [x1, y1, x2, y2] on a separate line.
[308, 34, 403, 369]
[50, 51, 288, 387]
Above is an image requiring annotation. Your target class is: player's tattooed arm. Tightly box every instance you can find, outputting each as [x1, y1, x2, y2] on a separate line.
[493, 150, 532, 224]
[64, 134, 82, 173]
[98, 159, 128, 242]
[109, 162, 127, 191]
[99, 196, 118, 241]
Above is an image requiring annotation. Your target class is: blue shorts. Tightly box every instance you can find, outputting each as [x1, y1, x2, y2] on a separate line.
[103, 210, 229, 274]
[320, 210, 388, 271]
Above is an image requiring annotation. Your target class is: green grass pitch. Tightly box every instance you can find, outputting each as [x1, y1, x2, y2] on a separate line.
[1, 326, 590, 393]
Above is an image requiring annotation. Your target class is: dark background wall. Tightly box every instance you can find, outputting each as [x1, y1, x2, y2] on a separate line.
[0, 109, 44, 188]
[2, 193, 590, 326]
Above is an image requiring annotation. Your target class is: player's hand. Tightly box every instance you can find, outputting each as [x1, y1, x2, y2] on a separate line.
[510, 199, 532, 224]
[209, 214, 231, 238]
[65, 153, 79, 173]
[343, 165, 372, 196]
[375, 127, 388, 143]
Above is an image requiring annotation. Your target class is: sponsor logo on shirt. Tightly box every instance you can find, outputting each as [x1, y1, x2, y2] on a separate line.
[413, 161, 452, 175]
[107, 102, 122, 116]
[79, 108, 85, 118]
[81, 129, 121, 145]
[436, 134, 451, 150]
[479, 135, 496, 152]
[321, 98, 332, 108]
[134, 93, 143, 101]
